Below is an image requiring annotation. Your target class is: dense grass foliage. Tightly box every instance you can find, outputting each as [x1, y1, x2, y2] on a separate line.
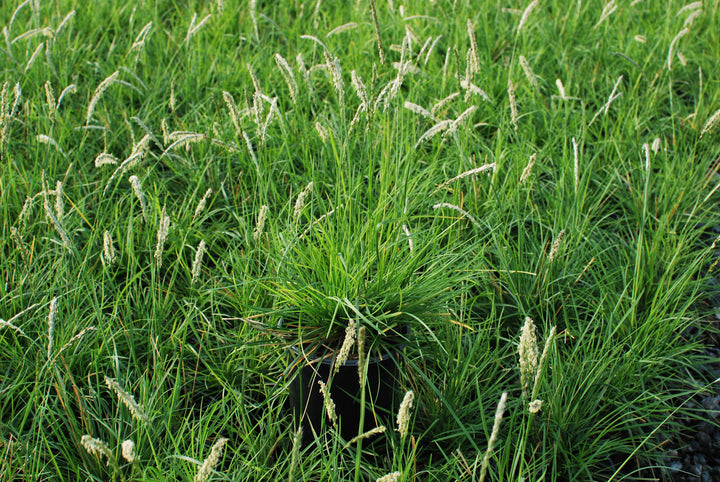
[2, 0, 720, 480]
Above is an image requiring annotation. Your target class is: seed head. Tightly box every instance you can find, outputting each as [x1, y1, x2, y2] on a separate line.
[357, 326, 367, 384]
[95, 153, 119, 167]
[253, 205, 269, 242]
[396, 390, 414, 438]
[105, 376, 149, 423]
[548, 229, 566, 262]
[518, 317, 538, 399]
[508, 78, 518, 132]
[129, 176, 147, 222]
[478, 392, 508, 482]
[519, 55, 539, 89]
[377, 472, 401, 482]
[293, 182, 313, 221]
[334, 319, 356, 373]
[520, 153, 537, 184]
[324, 51, 344, 107]
[318, 380, 337, 427]
[347, 426, 386, 446]
[121, 440, 137, 463]
[195, 438, 229, 482]
[191, 239, 206, 285]
[47, 297, 58, 360]
[275, 54, 298, 105]
[103, 231, 116, 266]
[86, 71, 119, 124]
[194, 188, 212, 219]
[154, 207, 171, 268]
[81, 434, 115, 466]
[528, 399, 543, 414]
[517, 0, 539, 34]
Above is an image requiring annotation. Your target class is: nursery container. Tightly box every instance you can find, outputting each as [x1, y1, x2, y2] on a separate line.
[288, 347, 399, 446]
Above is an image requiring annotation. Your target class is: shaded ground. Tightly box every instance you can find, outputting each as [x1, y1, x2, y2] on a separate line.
[665, 312, 720, 482]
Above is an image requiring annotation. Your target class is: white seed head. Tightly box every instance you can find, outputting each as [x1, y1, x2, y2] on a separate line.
[594, 0, 618, 30]
[415, 119, 453, 147]
[404, 101, 433, 119]
[396, 390, 414, 438]
[528, 399, 543, 414]
[324, 51, 345, 107]
[55, 326, 97, 358]
[326, 22, 358, 37]
[700, 108, 720, 138]
[668, 28, 690, 71]
[519, 55, 539, 89]
[556, 78, 567, 99]
[155, 207, 171, 268]
[105, 376, 149, 423]
[55, 181, 64, 220]
[432, 202, 481, 229]
[315, 122, 329, 143]
[460, 80, 491, 102]
[195, 438, 229, 482]
[18, 196, 33, 230]
[651, 137, 662, 153]
[253, 205, 269, 242]
[350, 70, 369, 109]
[36, 134, 64, 155]
[533, 325, 556, 396]
[121, 440, 137, 463]
[467, 19, 480, 71]
[334, 319, 356, 373]
[508, 78, 518, 132]
[47, 297, 58, 360]
[572, 137, 579, 192]
[191, 239, 207, 285]
[318, 380, 337, 426]
[377, 472, 401, 482]
[357, 326, 367, 384]
[275, 53, 298, 105]
[431, 92, 459, 117]
[293, 182, 313, 221]
[95, 152, 119, 167]
[86, 71, 119, 124]
[348, 426, 386, 445]
[518, 317, 538, 399]
[129, 175, 147, 222]
[186, 13, 212, 44]
[194, 188, 212, 219]
[81, 435, 114, 464]
[44, 80, 55, 112]
[103, 231, 116, 266]
[242, 130, 260, 177]
[42, 177, 73, 252]
[435, 164, 496, 193]
[520, 153, 537, 184]
[479, 392, 508, 482]
[518, 0, 539, 34]
[402, 224, 414, 252]
[548, 229, 566, 262]
[56, 84, 76, 110]
[683, 8, 702, 28]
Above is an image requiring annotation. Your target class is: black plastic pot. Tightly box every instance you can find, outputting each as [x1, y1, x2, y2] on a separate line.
[288, 347, 400, 446]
